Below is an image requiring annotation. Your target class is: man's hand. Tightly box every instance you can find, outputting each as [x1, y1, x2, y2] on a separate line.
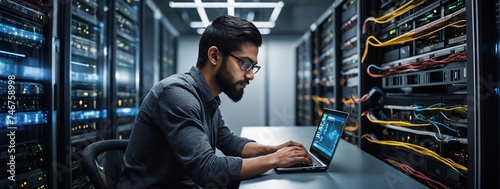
[272, 146, 312, 168]
[241, 140, 308, 158]
[274, 140, 308, 153]
[239, 140, 312, 180]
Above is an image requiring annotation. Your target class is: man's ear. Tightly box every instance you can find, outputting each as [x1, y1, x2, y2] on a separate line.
[208, 46, 219, 65]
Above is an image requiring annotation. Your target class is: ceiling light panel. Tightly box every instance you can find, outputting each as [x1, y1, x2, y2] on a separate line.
[169, 0, 284, 35]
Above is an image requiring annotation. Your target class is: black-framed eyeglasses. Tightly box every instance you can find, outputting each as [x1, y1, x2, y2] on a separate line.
[219, 49, 261, 74]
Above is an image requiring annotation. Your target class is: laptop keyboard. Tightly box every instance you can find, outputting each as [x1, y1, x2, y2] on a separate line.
[290, 157, 322, 167]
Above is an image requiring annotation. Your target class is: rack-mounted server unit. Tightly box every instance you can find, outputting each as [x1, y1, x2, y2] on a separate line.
[0, 0, 53, 188]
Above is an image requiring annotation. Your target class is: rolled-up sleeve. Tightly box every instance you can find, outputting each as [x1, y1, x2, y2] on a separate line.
[154, 83, 242, 187]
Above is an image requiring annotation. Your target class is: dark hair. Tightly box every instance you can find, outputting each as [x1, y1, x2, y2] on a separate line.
[196, 15, 262, 68]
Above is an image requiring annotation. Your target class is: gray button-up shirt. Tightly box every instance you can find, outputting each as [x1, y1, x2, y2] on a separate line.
[117, 66, 254, 189]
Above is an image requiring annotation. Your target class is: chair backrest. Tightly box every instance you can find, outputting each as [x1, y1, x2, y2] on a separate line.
[81, 139, 129, 189]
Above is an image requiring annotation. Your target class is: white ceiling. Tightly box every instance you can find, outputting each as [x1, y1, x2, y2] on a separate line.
[153, 0, 335, 36]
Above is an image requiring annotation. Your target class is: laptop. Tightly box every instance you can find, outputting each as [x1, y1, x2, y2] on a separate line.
[275, 108, 349, 173]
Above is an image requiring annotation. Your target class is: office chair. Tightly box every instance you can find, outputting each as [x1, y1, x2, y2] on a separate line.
[81, 139, 129, 189]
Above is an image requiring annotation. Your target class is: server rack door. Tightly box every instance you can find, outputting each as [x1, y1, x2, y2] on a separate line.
[0, 1, 53, 188]
[57, 0, 110, 188]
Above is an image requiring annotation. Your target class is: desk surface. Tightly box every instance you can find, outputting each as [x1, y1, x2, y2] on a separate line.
[239, 126, 428, 189]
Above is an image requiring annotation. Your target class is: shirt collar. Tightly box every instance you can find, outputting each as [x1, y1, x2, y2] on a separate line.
[188, 66, 221, 111]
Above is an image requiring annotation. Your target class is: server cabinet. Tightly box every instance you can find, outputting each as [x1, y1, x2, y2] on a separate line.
[57, 0, 110, 188]
[139, 0, 178, 116]
[0, 1, 54, 188]
[295, 0, 500, 188]
[159, 17, 178, 80]
[111, 0, 141, 139]
[359, 0, 469, 188]
[335, 0, 367, 147]
[468, 0, 499, 188]
[310, 6, 336, 125]
[295, 3, 342, 128]
[295, 32, 313, 126]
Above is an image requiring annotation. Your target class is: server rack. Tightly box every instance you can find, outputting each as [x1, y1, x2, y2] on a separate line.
[360, 0, 469, 188]
[111, 0, 141, 140]
[0, 1, 54, 188]
[294, 4, 343, 127]
[139, 0, 178, 107]
[57, 0, 110, 188]
[0, 0, 177, 188]
[295, 0, 500, 188]
[335, 0, 368, 147]
[295, 31, 313, 126]
[158, 17, 178, 80]
[310, 6, 335, 125]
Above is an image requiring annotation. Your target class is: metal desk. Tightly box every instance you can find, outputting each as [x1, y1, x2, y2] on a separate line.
[239, 126, 428, 189]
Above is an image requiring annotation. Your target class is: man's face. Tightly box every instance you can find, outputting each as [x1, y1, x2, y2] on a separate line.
[215, 43, 259, 102]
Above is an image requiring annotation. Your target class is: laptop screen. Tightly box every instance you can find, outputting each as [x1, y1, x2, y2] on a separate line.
[311, 108, 348, 162]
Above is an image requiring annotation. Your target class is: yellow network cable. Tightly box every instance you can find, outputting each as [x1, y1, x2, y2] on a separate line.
[363, 0, 427, 32]
[362, 111, 430, 127]
[311, 95, 335, 117]
[341, 96, 360, 105]
[362, 19, 466, 63]
[424, 106, 467, 112]
[311, 95, 334, 104]
[362, 134, 468, 172]
[344, 117, 359, 132]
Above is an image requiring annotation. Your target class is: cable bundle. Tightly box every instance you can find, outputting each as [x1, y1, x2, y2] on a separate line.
[362, 134, 468, 173]
[367, 51, 467, 77]
[385, 159, 450, 189]
[362, 8, 466, 63]
[362, 0, 427, 34]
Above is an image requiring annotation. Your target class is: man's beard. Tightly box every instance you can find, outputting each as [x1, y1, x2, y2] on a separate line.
[215, 60, 248, 102]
